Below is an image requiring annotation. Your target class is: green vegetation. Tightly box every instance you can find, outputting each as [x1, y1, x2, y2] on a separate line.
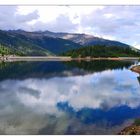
[64, 60, 133, 72]
[0, 43, 52, 56]
[63, 45, 140, 57]
[0, 46, 24, 57]
[0, 44, 14, 56]
[134, 118, 140, 126]
[0, 30, 54, 56]
[0, 44, 25, 56]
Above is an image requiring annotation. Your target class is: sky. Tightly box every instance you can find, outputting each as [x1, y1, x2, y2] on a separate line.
[0, 5, 140, 49]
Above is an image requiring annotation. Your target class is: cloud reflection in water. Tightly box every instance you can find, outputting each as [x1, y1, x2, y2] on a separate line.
[0, 69, 140, 134]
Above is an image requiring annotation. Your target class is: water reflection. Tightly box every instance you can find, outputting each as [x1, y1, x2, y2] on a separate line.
[0, 60, 135, 80]
[0, 60, 139, 134]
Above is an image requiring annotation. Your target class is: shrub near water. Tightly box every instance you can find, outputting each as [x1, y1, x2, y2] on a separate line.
[134, 118, 140, 126]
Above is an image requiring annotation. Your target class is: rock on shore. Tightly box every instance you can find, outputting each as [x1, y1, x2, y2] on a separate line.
[130, 65, 140, 74]
[119, 125, 140, 135]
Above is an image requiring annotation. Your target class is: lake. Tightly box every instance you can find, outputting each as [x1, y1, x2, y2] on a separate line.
[0, 60, 140, 135]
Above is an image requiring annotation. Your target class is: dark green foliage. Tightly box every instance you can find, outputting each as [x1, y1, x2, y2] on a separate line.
[63, 45, 140, 57]
[134, 118, 140, 126]
[0, 61, 72, 80]
[64, 60, 134, 72]
[0, 44, 16, 55]
[0, 60, 134, 80]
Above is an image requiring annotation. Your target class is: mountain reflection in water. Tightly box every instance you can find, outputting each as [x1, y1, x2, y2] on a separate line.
[0, 60, 139, 135]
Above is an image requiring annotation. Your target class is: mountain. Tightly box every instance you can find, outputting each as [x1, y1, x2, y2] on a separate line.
[7, 30, 82, 55]
[0, 29, 138, 56]
[32, 30, 131, 48]
[0, 30, 52, 56]
[0, 30, 82, 56]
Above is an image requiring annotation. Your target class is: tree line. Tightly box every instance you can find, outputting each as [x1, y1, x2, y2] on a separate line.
[62, 45, 140, 57]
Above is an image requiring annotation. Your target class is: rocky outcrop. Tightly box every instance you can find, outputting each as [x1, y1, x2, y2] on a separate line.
[119, 125, 140, 135]
[119, 118, 140, 135]
[130, 65, 140, 74]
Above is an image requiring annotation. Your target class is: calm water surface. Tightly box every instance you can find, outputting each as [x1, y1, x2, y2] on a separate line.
[0, 60, 140, 135]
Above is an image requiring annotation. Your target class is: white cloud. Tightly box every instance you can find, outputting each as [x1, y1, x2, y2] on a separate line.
[132, 41, 140, 49]
[0, 6, 39, 30]
[0, 5, 140, 47]
[29, 14, 78, 32]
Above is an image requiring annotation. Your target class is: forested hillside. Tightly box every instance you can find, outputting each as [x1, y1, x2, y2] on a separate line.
[0, 29, 139, 57]
[63, 45, 140, 57]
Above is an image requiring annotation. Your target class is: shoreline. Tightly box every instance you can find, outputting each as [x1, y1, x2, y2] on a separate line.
[119, 66, 140, 135]
[119, 118, 140, 135]
[119, 124, 140, 135]
[0, 56, 139, 62]
[130, 65, 140, 74]
[6, 56, 72, 62]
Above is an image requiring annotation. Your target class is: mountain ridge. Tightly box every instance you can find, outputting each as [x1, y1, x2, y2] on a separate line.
[0, 30, 82, 55]
[0, 29, 139, 56]
[9, 29, 131, 48]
